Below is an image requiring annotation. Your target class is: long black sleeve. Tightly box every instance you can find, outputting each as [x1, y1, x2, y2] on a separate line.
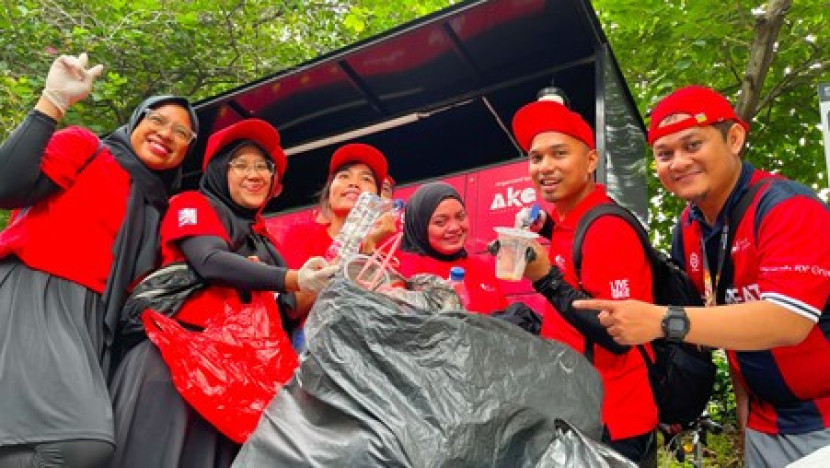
[533, 267, 630, 354]
[0, 110, 60, 209]
[179, 235, 289, 292]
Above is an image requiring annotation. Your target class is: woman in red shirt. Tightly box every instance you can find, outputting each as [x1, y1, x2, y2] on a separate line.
[275, 143, 392, 341]
[0, 53, 198, 466]
[396, 182, 508, 314]
[109, 119, 335, 467]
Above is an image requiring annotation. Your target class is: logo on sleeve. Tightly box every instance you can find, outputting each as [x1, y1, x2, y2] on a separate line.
[178, 208, 197, 227]
[609, 279, 630, 299]
[689, 253, 700, 272]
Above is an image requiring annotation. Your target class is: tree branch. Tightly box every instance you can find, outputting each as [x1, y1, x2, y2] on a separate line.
[734, 0, 792, 121]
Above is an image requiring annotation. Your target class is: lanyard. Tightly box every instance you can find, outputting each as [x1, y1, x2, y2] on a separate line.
[701, 225, 729, 307]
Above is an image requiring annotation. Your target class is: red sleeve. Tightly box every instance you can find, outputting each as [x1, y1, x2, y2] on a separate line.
[161, 192, 229, 247]
[756, 197, 829, 322]
[40, 126, 101, 189]
[580, 216, 653, 302]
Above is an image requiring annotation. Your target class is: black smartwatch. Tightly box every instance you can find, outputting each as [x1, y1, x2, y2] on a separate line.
[661, 306, 690, 343]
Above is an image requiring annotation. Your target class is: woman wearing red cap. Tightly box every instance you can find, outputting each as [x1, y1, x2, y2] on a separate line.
[109, 119, 336, 468]
[275, 142, 394, 342]
[396, 182, 508, 314]
[0, 53, 197, 466]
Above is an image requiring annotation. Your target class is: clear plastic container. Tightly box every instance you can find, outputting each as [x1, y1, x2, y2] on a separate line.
[325, 193, 402, 263]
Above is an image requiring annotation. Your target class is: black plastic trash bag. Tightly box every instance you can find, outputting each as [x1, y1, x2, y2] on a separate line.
[536, 420, 637, 468]
[234, 279, 616, 467]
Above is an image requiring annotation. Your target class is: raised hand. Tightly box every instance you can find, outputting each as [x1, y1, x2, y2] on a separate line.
[41, 52, 104, 115]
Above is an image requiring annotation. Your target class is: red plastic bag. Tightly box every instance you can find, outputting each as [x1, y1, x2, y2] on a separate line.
[143, 290, 298, 443]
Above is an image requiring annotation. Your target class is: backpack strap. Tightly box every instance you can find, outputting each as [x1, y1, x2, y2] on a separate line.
[715, 179, 771, 304]
[573, 202, 653, 281]
[573, 202, 655, 364]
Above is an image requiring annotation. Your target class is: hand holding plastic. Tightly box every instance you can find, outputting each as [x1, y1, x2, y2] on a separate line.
[514, 203, 544, 231]
[42, 52, 104, 114]
[297, 256, 339, 293]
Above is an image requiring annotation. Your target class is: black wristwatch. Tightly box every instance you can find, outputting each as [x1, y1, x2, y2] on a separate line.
[661, 306, 690, 343]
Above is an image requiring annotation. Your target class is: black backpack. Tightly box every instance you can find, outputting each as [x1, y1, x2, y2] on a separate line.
[573, 202, 713, 425]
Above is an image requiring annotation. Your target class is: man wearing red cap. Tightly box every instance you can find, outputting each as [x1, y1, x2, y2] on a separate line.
[510, 100, 658, 465]
[575, 86, 830, 466]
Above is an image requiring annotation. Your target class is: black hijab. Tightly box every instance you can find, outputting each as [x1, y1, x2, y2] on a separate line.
[199, 139, 279, 260]
[401, 181, 467, 261]
[102, 95, 198, 366]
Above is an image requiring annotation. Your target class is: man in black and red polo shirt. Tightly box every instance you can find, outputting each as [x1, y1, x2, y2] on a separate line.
[576, 86, 830, 466]
[509, 99, 658, 465]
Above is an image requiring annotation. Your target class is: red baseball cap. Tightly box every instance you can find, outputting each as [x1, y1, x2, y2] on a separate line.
[329, 143, 388, 190]
[511, 100, 595, 152]
[647, 85, 750, 145]
[203, 119, 287, 180]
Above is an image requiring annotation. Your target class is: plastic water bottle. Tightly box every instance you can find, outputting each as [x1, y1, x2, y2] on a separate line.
[447, 266, 470, 309]
[325, 192, 402, 263]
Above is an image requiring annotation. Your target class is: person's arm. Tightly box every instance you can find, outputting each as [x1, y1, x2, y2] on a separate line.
[572, 298, 815, 350]
[0, 109, 61, 208]
[0, 53, 103, 209]
[524, 240, 629, 354]
[179, 235, 295, 291]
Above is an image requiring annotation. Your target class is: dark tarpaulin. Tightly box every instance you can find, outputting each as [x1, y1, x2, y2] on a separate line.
[234, 279, 631, 467]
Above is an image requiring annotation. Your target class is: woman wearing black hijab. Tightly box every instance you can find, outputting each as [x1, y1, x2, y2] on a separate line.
[109, 119, 335, 468]
[396, 182, 508, 314]
[0, 53, 197, 467]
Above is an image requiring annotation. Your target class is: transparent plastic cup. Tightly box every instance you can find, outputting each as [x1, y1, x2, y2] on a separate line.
[493, 227, 539, 281]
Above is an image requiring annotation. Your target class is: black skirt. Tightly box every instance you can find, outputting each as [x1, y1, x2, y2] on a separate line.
[0, 257, 113, 446]
[109, 340, 239, 468]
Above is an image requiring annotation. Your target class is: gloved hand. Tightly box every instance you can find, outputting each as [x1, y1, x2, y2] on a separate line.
[514, 204, 545, 232]
[41, 52, 104, 115]
[297, 256, 339, 294]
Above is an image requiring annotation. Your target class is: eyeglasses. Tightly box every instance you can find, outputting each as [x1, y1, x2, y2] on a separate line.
[142, 109, 197, 144]
[228, 160, 275, 176]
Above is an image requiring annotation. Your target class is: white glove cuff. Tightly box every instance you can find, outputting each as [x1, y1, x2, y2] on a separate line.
[42, 89, 68, 115]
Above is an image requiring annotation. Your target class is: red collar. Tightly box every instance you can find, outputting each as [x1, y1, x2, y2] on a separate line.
[551, 185, 610, 231]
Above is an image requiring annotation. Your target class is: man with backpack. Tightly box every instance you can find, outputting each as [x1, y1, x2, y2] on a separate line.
[508, 99, 658, 466]
[574, 85, 830, 466]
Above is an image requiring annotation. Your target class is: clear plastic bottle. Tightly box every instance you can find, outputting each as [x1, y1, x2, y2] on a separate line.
[447, 266, 470, 309]
[325, 192, 402, 263]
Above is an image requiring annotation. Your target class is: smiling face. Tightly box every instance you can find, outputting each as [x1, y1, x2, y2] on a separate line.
[652, 116, 745, 219]
[227, 145, 278, 210]
[427, 198, 469, 256]
[528, 130, 597, 215]
[327, 163, 378, 217]
[129, 103, 193, 170]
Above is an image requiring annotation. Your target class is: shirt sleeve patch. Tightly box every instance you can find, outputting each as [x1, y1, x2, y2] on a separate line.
[177, 208, 198, 227]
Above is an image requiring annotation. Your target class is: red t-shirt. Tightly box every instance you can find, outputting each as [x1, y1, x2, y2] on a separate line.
[0, 127, 131, 293]
[543, 185, 657, 440]
[159, 191, 245, 327]
[395, 251, 509, 314]
[273, 221, 333, 269]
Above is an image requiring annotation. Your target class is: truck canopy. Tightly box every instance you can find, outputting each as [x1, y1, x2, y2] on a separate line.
[186, 0, 648, 220]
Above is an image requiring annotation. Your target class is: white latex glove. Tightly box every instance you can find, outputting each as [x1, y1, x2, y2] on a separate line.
[42, 52, 104, 114]
[297, 256, 339, 294]
[514, 205, 546, 232]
